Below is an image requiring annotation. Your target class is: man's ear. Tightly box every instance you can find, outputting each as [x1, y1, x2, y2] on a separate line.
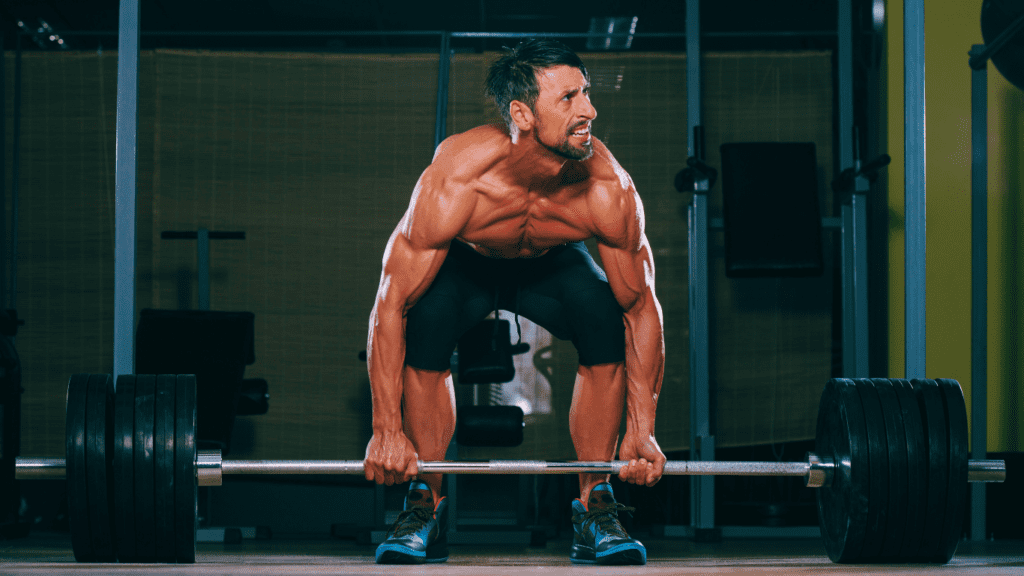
[509, 100, 534, 133]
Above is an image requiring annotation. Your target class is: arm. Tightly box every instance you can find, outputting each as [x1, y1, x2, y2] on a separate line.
[364, 160, 474, 485]
[593, 178, 667, 486]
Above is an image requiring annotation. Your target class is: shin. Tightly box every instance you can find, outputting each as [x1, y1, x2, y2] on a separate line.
[402, 366, 456, 501]
[569, 362, 626, 503]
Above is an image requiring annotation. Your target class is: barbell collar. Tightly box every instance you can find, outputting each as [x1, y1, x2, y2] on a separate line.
[805, 453, 834, 488]
[968, 459, 1007, 483]
[197, 450, 223, 486]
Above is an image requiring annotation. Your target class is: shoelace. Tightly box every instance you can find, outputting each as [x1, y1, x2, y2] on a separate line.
[391, 506, 434, 538]
[572, 503, 636, 538]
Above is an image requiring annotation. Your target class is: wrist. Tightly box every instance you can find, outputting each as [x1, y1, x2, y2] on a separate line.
[372, 419, 404, 435]
[625, 417, 655, 438]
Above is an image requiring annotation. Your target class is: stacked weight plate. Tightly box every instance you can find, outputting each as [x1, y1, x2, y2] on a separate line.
[66, 374, 116, 562]
[815, 378, 969, 563]
[66, 373, 197, 564]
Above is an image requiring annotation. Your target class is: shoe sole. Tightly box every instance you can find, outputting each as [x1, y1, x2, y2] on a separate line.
[376, 544, 449, 565]
[571, 544, 647, 565]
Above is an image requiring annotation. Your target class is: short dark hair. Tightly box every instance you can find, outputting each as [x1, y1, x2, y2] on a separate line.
[485, 39, 590, 129]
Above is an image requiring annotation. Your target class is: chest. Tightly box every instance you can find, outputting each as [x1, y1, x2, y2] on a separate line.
[460, 186, 594, 252]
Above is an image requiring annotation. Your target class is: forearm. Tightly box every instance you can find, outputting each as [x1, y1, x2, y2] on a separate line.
[622, 293, 665, 436]
[367, 301, 407, 434]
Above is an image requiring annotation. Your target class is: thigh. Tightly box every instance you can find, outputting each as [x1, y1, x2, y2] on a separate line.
[516, 243, 625, 365]
[404, 243, 495, 371]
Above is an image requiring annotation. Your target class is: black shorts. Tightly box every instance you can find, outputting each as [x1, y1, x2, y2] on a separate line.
[404, 241, 626, 370]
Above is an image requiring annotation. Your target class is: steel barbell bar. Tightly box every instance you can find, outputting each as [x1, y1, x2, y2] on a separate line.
[15, 451, 1007, 488]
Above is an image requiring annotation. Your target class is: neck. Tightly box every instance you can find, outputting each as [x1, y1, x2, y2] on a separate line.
[507, 129, 570, 188]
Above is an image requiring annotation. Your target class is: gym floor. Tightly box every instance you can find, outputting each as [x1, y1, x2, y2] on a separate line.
[2, 534, 1022, 575]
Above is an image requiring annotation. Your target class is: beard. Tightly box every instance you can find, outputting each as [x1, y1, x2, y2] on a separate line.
[533, 123, 593, 161]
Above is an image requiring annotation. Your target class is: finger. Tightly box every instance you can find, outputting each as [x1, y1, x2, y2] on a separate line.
[402, 457, 418, 484]
[622, 459, 640, 485]
[383, 458, 400, 486]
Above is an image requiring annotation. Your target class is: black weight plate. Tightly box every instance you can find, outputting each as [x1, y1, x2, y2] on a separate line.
[815, 379, 870, 563]
[936, 378, 969, 563]
[891, 379, 926, 560]
[174, 374, 197, 563]
[155, 374, 177, 562]
[113, 375, 137, 563]
[86, 374, 116, 561]
[134, 374, 157, 562]
[853, 379, 888, 562]
[66, 374, 95, 562]
[912, 379, 948, 561]
[872, 379, 909, 561]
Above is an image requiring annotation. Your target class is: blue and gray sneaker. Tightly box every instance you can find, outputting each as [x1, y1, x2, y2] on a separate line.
[570, 482, 646, 565]
[375, 481, 449, 564]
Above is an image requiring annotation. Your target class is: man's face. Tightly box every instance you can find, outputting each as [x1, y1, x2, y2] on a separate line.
[530, 65, 597, 161]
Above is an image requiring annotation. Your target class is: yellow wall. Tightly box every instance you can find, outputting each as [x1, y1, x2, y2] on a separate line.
[886, 0, 1022, 451]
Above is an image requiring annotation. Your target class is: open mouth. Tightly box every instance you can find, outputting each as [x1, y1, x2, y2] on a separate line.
[569, 125, 591, 139]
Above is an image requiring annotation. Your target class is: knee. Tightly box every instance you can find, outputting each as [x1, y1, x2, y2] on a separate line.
[570, 288, 626, 366]
[405, 297, 461, 371]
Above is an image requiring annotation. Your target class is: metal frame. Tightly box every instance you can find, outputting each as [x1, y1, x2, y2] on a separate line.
[968, 43, 988, 542]
[838, 0, 870, 378]
[113, 0, 140, 378]
[904, 0, 926, 378]
[685, 0, 715, 537]
[0, 31, 6, 310]
[9, 34, 22, 312]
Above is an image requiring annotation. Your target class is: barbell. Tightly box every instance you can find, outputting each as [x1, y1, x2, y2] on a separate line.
[15, 374, 1006, 565]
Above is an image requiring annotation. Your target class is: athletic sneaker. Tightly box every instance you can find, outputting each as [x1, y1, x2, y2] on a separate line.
[570, 482, 646, 565]
[375, 481, 449, 564]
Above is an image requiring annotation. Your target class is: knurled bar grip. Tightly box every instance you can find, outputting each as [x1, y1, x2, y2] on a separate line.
[222, 459, 810, 476]
[15, 454, 1007, 484]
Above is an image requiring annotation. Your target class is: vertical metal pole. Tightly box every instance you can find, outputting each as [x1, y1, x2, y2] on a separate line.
[114, 0, 140, 378]
[968, 44, 988, 541]
[434, 32, 451, 150]
[197, 228, 210, 311]
[10, 35, 21, 311]
[0, 31, 6, 310]
[904, 0, 926, 378]
[842, 203, 855, 372]
[686, 0, 714, 536]
[852, 189, 869, 376]
[435, 31, 456, 529]
[838, 0, 869, 377]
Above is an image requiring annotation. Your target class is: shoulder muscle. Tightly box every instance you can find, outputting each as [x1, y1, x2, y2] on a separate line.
[587, 141, 643, 250]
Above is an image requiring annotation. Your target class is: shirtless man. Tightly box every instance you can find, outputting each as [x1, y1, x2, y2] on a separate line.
[364, 39, 667, 565]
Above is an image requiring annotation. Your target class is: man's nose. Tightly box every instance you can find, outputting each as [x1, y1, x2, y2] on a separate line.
[578, 97, 597, 120]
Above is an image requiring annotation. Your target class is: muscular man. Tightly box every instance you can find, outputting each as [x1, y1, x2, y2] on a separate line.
[364, 39, 667, 565]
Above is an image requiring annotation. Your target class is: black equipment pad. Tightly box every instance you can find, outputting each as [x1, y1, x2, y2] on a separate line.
[720, 142, 823, 278]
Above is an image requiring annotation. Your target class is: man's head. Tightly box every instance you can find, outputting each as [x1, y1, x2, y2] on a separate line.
[486, 39, 596, 160]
